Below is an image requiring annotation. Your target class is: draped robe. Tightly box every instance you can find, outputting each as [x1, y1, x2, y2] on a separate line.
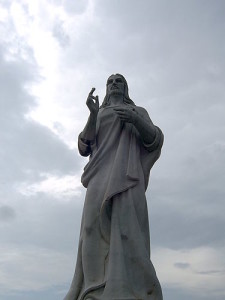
[64, 105, 164, 300]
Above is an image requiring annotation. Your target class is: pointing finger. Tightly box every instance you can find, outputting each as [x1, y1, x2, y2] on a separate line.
[95, 95, 99, 106]
[89, 87, 95, 95]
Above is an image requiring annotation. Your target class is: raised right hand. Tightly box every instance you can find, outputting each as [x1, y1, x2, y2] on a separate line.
[86, 88, 99, 115]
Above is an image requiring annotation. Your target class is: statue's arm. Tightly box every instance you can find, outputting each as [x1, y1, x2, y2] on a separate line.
[79, 112, 98, 143]
[132, 109, 156, 144]
[114, 106, 163, 149]
[78, 88, 99, 157]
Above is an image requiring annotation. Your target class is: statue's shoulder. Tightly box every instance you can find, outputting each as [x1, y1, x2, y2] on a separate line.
[134, 106, 149, 117]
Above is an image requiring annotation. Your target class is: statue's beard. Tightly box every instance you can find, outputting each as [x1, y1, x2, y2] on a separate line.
[109, 89, 123, 96]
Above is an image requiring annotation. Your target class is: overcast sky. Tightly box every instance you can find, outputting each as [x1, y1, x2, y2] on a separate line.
[0, 0, 225, 299]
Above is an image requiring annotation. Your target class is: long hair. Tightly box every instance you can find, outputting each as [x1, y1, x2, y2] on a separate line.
[100, 74, 135, 108]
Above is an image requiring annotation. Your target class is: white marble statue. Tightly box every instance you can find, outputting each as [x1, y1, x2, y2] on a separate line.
[64, 74, 164, 300]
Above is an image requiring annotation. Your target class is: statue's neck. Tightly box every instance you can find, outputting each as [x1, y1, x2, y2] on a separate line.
[109, 95, 124, 106]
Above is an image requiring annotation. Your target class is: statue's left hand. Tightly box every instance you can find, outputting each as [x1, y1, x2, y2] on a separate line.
[114, 107, 138, 124]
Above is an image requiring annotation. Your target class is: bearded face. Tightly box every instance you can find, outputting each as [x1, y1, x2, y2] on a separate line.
[106, 74, 125, 97]
[101, 74, 135, 108]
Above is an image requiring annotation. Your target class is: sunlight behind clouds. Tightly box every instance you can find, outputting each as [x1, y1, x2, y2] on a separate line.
[6, 0, 95, 146]
[17, 174, 82, 199]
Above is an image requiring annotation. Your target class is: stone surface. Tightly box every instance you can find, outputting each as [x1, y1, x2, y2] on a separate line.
[63, 74, 164, 300]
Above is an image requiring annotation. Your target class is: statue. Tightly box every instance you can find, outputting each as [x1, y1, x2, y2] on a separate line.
[64, 74, 164, 300]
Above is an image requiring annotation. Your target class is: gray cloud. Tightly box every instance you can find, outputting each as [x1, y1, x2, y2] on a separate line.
[162, 286, 224, 300]
[151, 209, 225, 249]
[0, 45, 37, 116]
[62, 0, 89, 15]
[195, 270, 224, 275]
[48, 0, 89, 15]
[92, 0, 225, 74]
[0, 193, 84, 252]
[0, 205, 16, 222]
[147, 128, 225, 250]
[174, 262, 190, 269]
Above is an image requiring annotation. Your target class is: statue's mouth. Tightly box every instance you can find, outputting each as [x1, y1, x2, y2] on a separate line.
[111, 86, 118, 90]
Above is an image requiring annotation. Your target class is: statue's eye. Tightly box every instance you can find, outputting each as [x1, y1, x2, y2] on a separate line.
[116, 78, 123, 83]
[107, 79, 113, 85]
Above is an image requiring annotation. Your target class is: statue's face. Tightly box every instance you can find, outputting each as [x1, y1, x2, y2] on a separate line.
[106, 74, 125, 96]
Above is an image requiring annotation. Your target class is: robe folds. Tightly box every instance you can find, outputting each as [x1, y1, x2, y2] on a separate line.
[64, 105, 164, 300]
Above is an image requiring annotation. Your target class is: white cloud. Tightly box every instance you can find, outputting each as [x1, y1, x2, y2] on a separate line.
[17, 174, 82, 199]
[0, 5, 8, 22]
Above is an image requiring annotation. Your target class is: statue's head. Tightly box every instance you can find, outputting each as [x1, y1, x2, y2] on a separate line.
[101, 74, 135, 108]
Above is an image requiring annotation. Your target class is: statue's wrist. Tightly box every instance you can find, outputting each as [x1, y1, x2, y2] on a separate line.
[90, 111, 98, 119]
